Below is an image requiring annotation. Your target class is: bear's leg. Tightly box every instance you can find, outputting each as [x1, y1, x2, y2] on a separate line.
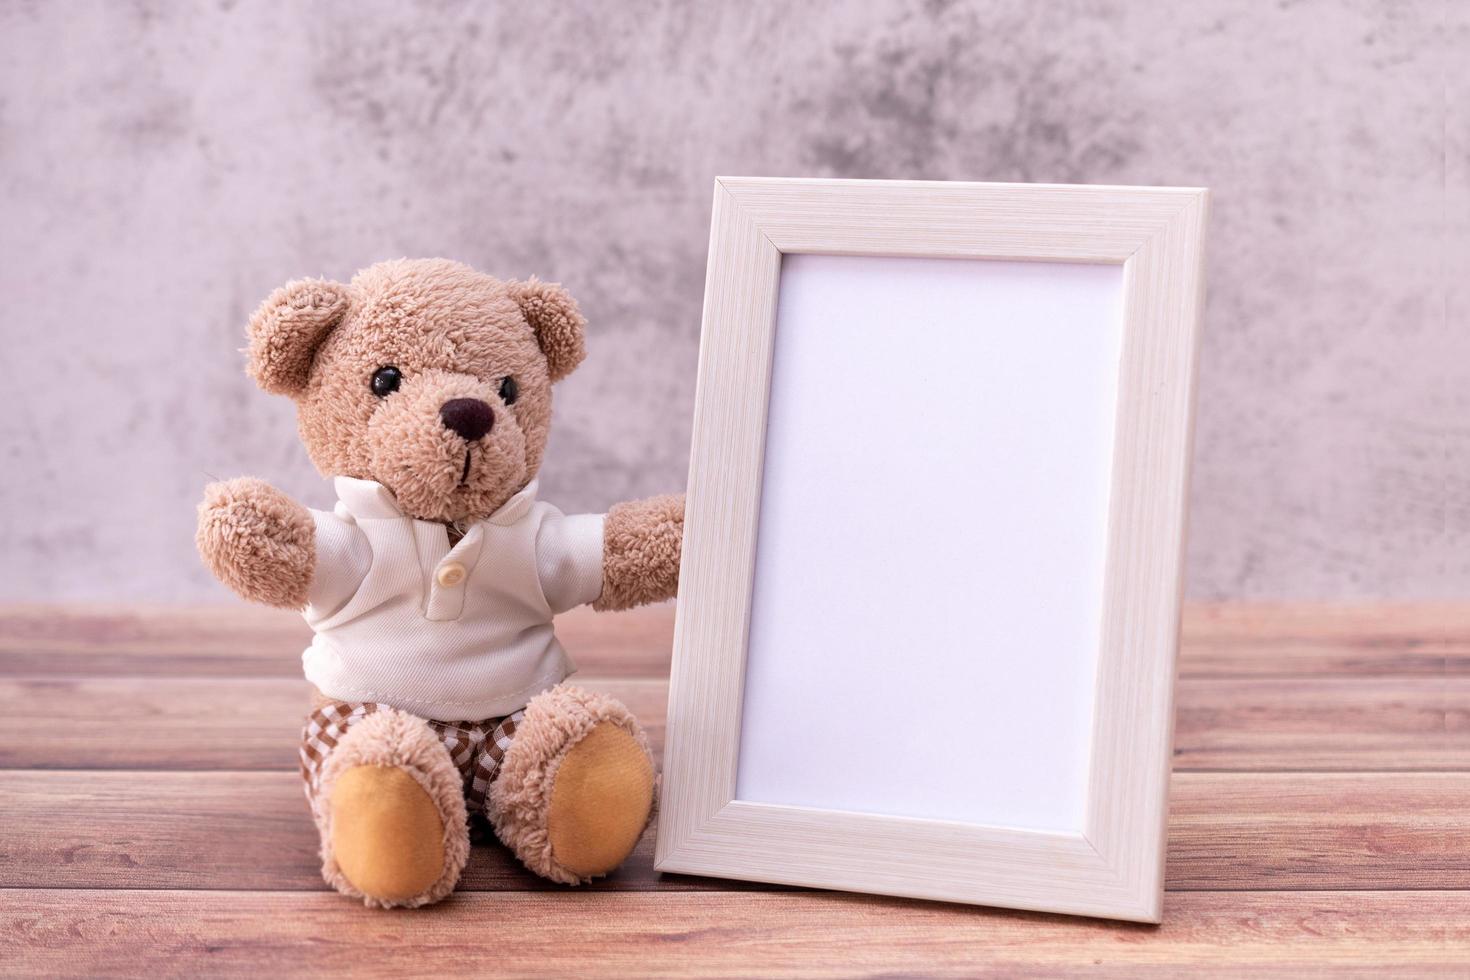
[488, 685, 656, 884]
[310, 706, 469, 907]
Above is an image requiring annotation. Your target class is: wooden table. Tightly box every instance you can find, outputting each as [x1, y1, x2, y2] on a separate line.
[2, 603, 1465, 976]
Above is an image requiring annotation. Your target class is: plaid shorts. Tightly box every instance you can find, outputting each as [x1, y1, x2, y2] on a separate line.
[300, 699, 525, 815]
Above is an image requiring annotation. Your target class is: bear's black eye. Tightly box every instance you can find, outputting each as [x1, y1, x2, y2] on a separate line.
[370, 366, 402, 397]
[499, 376, 518, 405]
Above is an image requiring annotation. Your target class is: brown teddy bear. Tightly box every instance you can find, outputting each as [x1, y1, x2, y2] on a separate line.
[196, 258, 684, 908]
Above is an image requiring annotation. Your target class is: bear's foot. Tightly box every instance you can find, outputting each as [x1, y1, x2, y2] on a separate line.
[489, 685, 655, 884]
[315, 707, 468, 908]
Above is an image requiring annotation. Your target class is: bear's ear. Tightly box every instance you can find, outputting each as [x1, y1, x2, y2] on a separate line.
[509, 278, 587, 383]
[244, 278, 352, 396]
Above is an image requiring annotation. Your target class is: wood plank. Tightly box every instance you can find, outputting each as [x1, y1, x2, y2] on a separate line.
[1165, 772, 1470, 890]
[2, 602, 1466, 678]
[0, 770, 720, 893]
[1172, 677, 1466, 770]
[0, 677, 667, 770]
[1180, 602, 1469, 676]
[4, 675, 1459, 772]
[1, 890, 1464, 977]
[3, 603, 1460, 976]
[4, 771, 1464, 893]
[0, 603, 677, 678]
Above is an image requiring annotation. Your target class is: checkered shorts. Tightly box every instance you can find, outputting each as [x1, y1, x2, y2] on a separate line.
[300, 699, 525, 815]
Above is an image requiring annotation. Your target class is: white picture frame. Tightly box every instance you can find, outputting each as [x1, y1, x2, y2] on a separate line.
[655, 177, 1208, 923]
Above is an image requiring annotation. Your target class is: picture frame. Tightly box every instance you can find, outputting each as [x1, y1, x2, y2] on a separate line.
[655, 176, 1208, 923]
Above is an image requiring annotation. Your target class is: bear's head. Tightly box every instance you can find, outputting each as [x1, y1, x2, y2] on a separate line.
[244, 258, 586, 523]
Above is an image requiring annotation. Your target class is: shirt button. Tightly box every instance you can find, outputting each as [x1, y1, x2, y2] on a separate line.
[436, 562, 466, 588]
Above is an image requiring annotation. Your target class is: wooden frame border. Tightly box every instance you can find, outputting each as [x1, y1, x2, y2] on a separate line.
[655, 177, 1208, 923]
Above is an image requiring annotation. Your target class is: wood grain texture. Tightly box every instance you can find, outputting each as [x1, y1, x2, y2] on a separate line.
[0, 602, 677, 677]
[1166, 773, 1470, 890]
[2, 601, 1461, 678]
[1172, 677, 1467, 770]
[1181, 602, 1470, 676]
[719, 176, 1204, 261]
[2, 890, 1465, 978]
[5, 771, 1462, 893]
[0, 676, 666, 769]
[658, 178, 784, 879]
[661, 177, 1209, 922]
[0, 771, 717, 893]
[0, 602, 1464, 975]
[2, 673, 1457, 773]
[1083, 182, 1208, 921]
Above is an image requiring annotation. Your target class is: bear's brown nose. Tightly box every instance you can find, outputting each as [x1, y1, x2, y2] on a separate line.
[440, 398, 494, 441]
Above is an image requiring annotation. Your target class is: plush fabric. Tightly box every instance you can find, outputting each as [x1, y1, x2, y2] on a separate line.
[595, 493, 685, 612]
[489, 684, 655, 885]
[315, 707, 469, 909]
[265, 258, 560, 524]
[197, 258, 684, 908]
[245, 278, 352, 396]
[195, 477, 316, 608]
[507, 277, 587, 383]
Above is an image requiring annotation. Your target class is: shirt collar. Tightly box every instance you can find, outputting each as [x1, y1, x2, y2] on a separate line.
[333, 477, 540, 526]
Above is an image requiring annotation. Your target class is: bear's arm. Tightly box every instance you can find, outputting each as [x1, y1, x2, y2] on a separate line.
[592, 493, 685, 612]
[196, 477, 316, 608]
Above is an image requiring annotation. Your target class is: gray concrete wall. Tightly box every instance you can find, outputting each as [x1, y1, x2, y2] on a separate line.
[0, 0, 1461, 602]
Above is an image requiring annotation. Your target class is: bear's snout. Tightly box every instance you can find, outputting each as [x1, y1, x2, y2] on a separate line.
[440, 399, 495, 441]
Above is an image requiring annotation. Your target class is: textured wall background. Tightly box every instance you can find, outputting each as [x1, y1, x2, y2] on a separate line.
[0, 0, 1461, 602]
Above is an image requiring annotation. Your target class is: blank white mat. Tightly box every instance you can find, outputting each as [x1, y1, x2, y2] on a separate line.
[735, 253, 1126, 833]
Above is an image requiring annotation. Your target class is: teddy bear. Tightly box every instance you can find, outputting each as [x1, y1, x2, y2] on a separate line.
[196, 258, 684, 908]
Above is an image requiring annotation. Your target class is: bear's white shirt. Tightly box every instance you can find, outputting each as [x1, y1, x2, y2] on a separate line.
[300, 476, 605, 721]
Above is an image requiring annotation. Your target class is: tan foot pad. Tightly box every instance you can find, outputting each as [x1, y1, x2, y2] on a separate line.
[546, 722, 656, 878]
[330, 764, 446, 902]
